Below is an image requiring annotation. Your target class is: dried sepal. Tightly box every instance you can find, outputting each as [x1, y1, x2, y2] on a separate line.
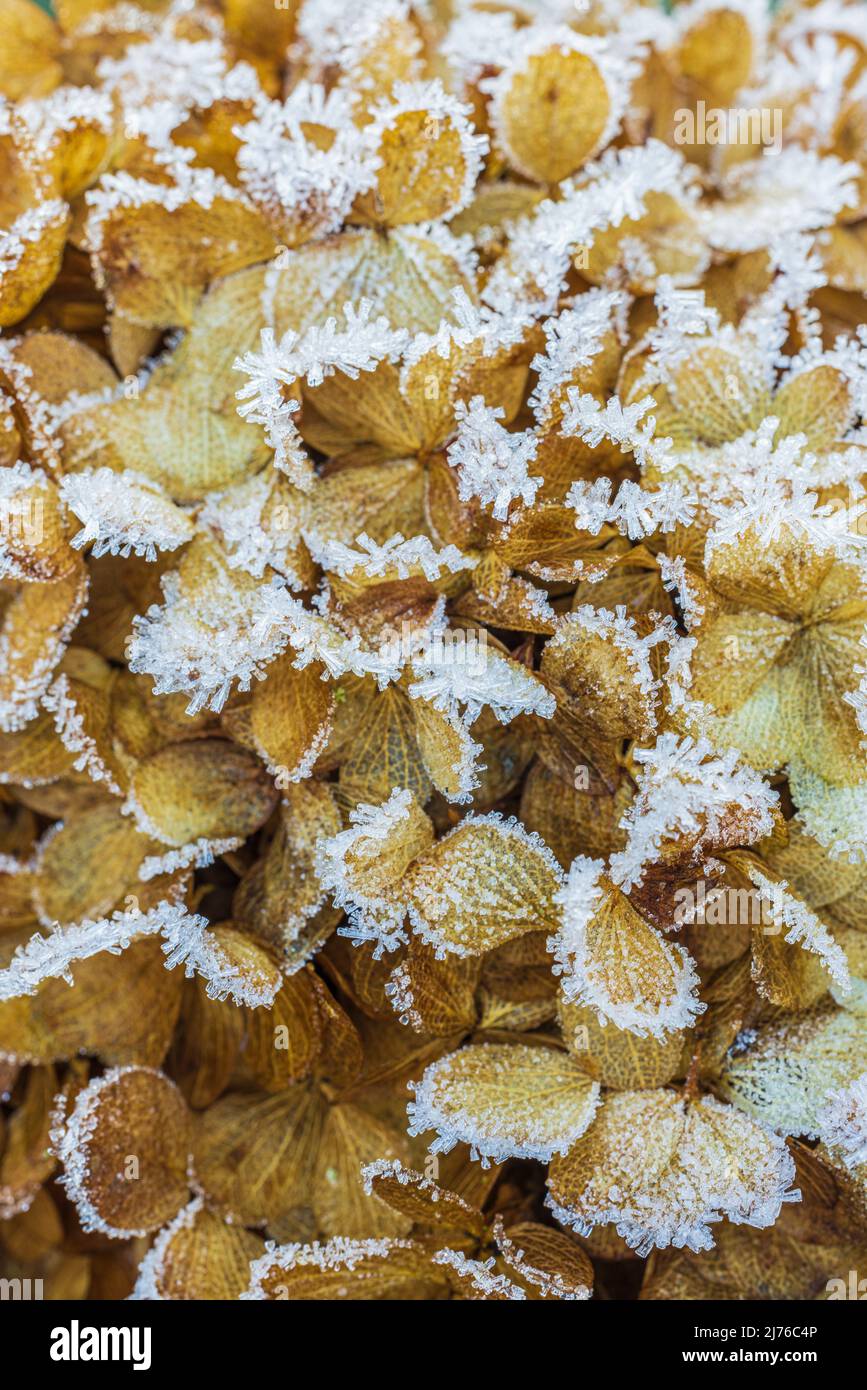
[547, 1089, 799, 1256]
[243, 1236, 449, 1301]
[131, 1198, 265, 1301]
[407, 1042, 600, 1165]
[550, 857, 705, 1039]
[53, 1065, 193, 1238]
[360, 1158, 485, 1236]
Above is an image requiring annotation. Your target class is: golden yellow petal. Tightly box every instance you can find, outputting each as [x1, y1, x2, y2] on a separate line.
[408, 1042, 600, 1163]
[134, 1200, 265, 1301]
[406, 815, 563, 956]
[491, 44, 611, 184]
[56, 1066, 192, 1236]
[127, 738, 277, 847]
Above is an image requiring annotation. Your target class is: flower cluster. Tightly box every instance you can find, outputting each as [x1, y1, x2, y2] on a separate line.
[0, 0, 867, 1304]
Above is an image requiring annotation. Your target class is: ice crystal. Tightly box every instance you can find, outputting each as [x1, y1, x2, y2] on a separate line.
[447, 397, 541, 521]
[128, 568, 297, 715]
[42, 674, 123, 797]
[138, 837, 244, 882]
[408, 644, 555, 727]
[234, 304, 407, 484]
[442, 10, 521, 86]
[704, 148, 858, 254]
[432, 1249, 526, 1300]
[308, 531, 474, 583]
[0, 200, 67, 279]
[609, 734, 779, 894]
[315, 789, 415, 954]
[703, 423, 867, 564]
[0, 900, 279, 1008]
[383, 960, 422, 1030]
[59, 469, 192, 561]
[567, 477, 695, 540]
[528, 290, 624, 421]
[818, 1073, 867, 1170]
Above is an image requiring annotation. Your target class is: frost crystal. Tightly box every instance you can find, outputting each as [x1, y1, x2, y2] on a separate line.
[59, 469, 192, 561]
[308, 531, 475, 583]
[432, 1249, 526, 1301]
[704, 148, 858, 254]
[567, 477, 695, 540]
[447, 397, 541, 521]
[408, 645, 555, 727]
[42, 674, 123, 797]
[818, 1073, 867, 1170]
[138, 837, 243, 882]
[529, 290, 623, 421]
[235, 303, 408, 484]
[384, 960, 421, 1030]
[315, 789, 414, 954]
[0, 900, 278, 1008]
[128, 567, 297, 715]
[609, 734, 779, 894]
[703, 423, 867, 564]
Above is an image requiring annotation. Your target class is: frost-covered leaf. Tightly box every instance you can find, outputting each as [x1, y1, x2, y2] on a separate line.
[360, 1158, 485, 1236]
[131, 1198, 265, 1301]
[59, 468, 194, 562]
[316, 788, 434, 955]
[407, 1042, 600, 1165]
[85, 165, 276, 329]
[718, 1003, 867, 1138]
[124, 738, 277, 848]
[485, 28, 633, 184]
[243, 1236, 448, 1301]
[550, 858, 705, 1039]
[405, 813, 564, 957]
[249, 652, 334, 785]
[408, 645, 554, 728]
[547, 1089, 799, 1255]
[355, 80, 488, 226]
[53, 1065, 192, 1238]
[493, 1218, 593, 1301]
